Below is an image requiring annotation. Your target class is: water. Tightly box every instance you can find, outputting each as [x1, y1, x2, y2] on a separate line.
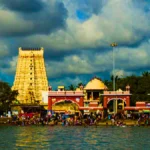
[0, 125, 149, 150]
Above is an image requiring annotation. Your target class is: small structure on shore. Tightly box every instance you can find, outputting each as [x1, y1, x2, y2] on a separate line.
[125, 101, 150, 112]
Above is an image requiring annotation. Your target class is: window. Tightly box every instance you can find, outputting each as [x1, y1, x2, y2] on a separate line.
[93, 92, 99, 100]
[30, 78, 32, 80]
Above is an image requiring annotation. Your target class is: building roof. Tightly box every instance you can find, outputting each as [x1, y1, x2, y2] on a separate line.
[117, 88, 122, 92]
[76, 88, 81, 91]
[84, 77, 106, 90]
[58, 86, 64, 89]
[19, 47, 44, 51]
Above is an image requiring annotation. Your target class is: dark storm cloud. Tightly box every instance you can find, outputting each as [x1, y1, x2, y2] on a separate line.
[27, 2, 68, 34]
[0, 0, 68, 36]
[44, 49, 81, 62]
[0, 0, 44, 13]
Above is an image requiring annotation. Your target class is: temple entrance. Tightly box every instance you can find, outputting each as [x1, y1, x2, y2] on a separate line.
[117, 99, 126, 112]
[52, 100, 79, 114]
[102, 90, 131, 114]
[107, 99, 126, 114]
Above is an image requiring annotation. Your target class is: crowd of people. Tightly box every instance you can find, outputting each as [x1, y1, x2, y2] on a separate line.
[109, 112, 150, 126]
[9, 111, 150, 127]
[11, 112, 102, 126]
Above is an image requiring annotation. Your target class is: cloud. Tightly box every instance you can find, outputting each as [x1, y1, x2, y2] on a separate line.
[62, 0, 107, 19]
[22, 17, 105, 51]
[0, 0, 150, 89]
[112, 69, 135, 78]
[114, 41, 150, 71]
[45, 54, 94, 78]
[0, 40, 9, 57]
[94, 40, 150, 75]
[22, 0, 150, 52]
[49, 76, 83, 89]
[45, 40, 150, 80]
[1, 56, 18, 74]
[0, 10, 34, 36]
[1, 40, 150, 89]
[76, 0, 108, 15]
[0, 0, 44, 13]
[133, 0, 150, 12]
[0, 0, 68, 36]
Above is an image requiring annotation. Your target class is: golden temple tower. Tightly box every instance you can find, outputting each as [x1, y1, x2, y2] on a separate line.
[12, 47, 48, 104]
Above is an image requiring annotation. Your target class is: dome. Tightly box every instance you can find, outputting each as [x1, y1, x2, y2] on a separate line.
[84, 77, 106, 90]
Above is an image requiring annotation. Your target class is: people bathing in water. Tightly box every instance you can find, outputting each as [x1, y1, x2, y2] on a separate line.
[111, 114, 115, 125]
[116, 120, 125, 127]
[8, 111, 150, 126]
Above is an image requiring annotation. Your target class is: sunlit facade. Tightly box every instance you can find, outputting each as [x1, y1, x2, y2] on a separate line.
[12, 47, 48, 104]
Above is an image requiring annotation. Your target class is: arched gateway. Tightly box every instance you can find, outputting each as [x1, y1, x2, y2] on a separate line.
[48, 91, 84, 111]
[102, 87, 131, 113]
[103, 92, 130, 108]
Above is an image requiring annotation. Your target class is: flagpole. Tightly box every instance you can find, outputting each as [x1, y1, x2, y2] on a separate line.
[110, 42, 118, 91]
[110, 42, 118, 114]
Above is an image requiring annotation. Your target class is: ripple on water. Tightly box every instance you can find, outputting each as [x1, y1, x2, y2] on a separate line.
[0, 125, 150, 150]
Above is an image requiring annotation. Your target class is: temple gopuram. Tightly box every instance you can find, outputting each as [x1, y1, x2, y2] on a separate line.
[12, 47, 48, 104]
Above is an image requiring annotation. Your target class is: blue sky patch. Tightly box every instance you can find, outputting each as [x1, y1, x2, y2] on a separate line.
[76, 10, 90, 21]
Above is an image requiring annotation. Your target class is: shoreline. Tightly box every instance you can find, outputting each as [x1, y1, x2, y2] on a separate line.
[0, 119, 148, 127]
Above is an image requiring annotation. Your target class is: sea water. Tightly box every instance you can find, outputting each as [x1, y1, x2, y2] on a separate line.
[0, 125, 149, 150]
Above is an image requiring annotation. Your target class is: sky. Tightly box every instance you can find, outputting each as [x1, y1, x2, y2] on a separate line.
[0, 0, 150, 89]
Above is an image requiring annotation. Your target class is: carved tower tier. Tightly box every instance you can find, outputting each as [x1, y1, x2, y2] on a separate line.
[12, 47, 48, 104]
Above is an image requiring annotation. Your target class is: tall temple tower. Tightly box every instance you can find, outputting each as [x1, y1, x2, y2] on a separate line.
[12, 47, 48, 104]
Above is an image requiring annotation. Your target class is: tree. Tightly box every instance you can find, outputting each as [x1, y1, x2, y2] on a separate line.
[77, 82, 83, 87]
[0, 81, 18, 112]
[68, 84, 76, 91]
[77, 82, 85, 88]
[142, 71, 150, 77]
[108, 73, 150, 105]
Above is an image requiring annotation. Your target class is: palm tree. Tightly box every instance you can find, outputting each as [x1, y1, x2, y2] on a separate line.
[104, 80, 109, 86]
[68, 84, 76, 91]
[76, 82, 86, 88]
[142, 71, 150, 77]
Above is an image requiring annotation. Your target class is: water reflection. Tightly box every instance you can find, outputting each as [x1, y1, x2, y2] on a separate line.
[15, 126, 50, 149]
[0, 125, 150, 150]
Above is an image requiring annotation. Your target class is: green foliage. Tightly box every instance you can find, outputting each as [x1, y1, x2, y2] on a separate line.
[67, 82, 85, 91]
[67, 84, 76, 91]
[107, 72, 150, 105]
[77, 82, 85, 88]
[0, 81, 18, 111]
